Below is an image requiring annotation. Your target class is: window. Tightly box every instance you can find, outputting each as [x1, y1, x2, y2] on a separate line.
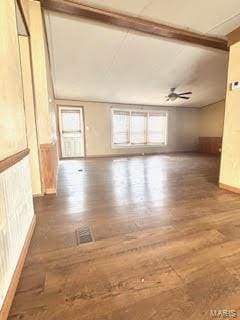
[112, 109, 167, 147]
[112, 111, 130, 144]
[61, 111, 81, 132]
[148, 112, 167, 144]
[131, 112, 147, 144]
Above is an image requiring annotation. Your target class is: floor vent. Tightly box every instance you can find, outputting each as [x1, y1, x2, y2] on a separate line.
[75, 226, 94, 245]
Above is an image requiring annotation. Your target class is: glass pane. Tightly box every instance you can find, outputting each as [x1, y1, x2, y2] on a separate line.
[62, 132, 81, 138]
[113, 113, 129, 144]
[148, 114, 167, 144]
[62, 111, 80, 131]
[131, 113, 146, 144]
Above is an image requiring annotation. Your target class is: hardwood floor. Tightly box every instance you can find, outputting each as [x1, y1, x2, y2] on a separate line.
[8, 153, 240, 320]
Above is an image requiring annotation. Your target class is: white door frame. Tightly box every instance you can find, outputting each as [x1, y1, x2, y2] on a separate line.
[58, 105, 85, 158]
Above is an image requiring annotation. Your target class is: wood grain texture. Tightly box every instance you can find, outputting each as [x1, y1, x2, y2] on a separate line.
[0, 216, 36, 320]
[40, 143, 58, 194]
[228, 26, 240, 46]
[0, 149, 29, 173]
[198, 137, 222, 154]
[7, 153, 240, 319]
[41, 0, 228, 51]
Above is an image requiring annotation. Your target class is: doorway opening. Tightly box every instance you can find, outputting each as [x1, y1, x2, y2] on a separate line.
[58, 106, 85, 158]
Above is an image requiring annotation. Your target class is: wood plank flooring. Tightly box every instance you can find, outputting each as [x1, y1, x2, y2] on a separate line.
[8, 153, 240, 319]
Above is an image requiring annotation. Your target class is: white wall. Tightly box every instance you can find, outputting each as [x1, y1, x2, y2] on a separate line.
[0, 0, 35, 311]
[19, 36, 42, 195]
[199, 100, 225, 137]
[0, 156, 34, 310]
[220, 42, 240, 189]
[0, 0, 27, 160]
[56, 100, 200, 156]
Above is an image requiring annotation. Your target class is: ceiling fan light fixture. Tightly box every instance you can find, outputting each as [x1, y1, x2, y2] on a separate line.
[166, 88, 192, 102]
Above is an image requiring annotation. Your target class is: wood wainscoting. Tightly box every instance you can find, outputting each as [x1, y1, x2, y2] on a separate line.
[40, 143, 58, 194]
[198, 137, 222, 155]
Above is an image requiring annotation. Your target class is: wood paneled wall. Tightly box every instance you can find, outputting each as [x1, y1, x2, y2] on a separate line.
[198, 137, 222, 154]
[40, 143, 58, 194]
[0, 151, 35, 319]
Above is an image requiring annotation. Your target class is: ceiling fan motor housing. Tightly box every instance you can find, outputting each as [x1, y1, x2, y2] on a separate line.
[166, 88, 192, 101]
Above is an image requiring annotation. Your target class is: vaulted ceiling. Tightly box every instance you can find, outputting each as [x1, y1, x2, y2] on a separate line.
[44, 0, 240, 107]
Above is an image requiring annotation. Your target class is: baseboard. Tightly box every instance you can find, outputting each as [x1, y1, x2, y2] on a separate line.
[86, 153, 154, 158]
[84, 150, 197, 159]
[45, 188, 56, 194]
[33, 193, 44, 198]
[0, 215, 36, 320]
[219, 183, 240, 194]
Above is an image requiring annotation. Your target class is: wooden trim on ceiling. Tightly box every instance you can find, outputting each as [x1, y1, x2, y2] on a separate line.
[0, 215, 36, 320]
[0, 149, 30, 174]
[41, 0, 228, 51]
[227, 26, 240, 47]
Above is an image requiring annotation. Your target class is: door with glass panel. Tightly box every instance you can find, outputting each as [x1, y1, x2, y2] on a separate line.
[59, 106, 85, 158]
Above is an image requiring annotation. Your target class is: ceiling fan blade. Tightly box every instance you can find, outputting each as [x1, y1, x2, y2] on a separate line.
[179, 96, 190, 100]
[178, 92, 192, 95]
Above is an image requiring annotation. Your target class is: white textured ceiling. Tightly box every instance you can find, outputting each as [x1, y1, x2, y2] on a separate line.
[45, 0, 240, 107]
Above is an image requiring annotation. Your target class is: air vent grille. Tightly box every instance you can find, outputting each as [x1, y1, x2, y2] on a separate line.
[75, 226, 94, 245]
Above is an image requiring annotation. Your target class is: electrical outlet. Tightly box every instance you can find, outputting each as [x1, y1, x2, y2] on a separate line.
[231, 81, 240, 91]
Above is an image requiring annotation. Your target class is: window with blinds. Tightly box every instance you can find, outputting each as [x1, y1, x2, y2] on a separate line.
[112, 111, 130, 144]
[112, 109, 167, 147]
[131, 112, 147, 144]
[148, 112, 167, 144]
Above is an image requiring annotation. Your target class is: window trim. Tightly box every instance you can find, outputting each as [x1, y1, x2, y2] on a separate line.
[111, 108, 168, 149]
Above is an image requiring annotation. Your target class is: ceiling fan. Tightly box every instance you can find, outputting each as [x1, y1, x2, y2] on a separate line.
[166, 88, 192, 101]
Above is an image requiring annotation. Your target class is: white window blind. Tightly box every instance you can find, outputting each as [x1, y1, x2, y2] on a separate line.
[112, 111, 130, 144]
[112, 109, 168, 147]
[148, 112, 167, 144]
[131, 112, 147, 144]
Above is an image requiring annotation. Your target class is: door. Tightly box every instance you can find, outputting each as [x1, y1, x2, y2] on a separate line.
[59, 106, 85, 158]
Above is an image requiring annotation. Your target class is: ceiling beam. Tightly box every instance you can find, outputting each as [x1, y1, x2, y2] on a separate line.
[227, 26, 240, 46]
[41, 0, 228, 51]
